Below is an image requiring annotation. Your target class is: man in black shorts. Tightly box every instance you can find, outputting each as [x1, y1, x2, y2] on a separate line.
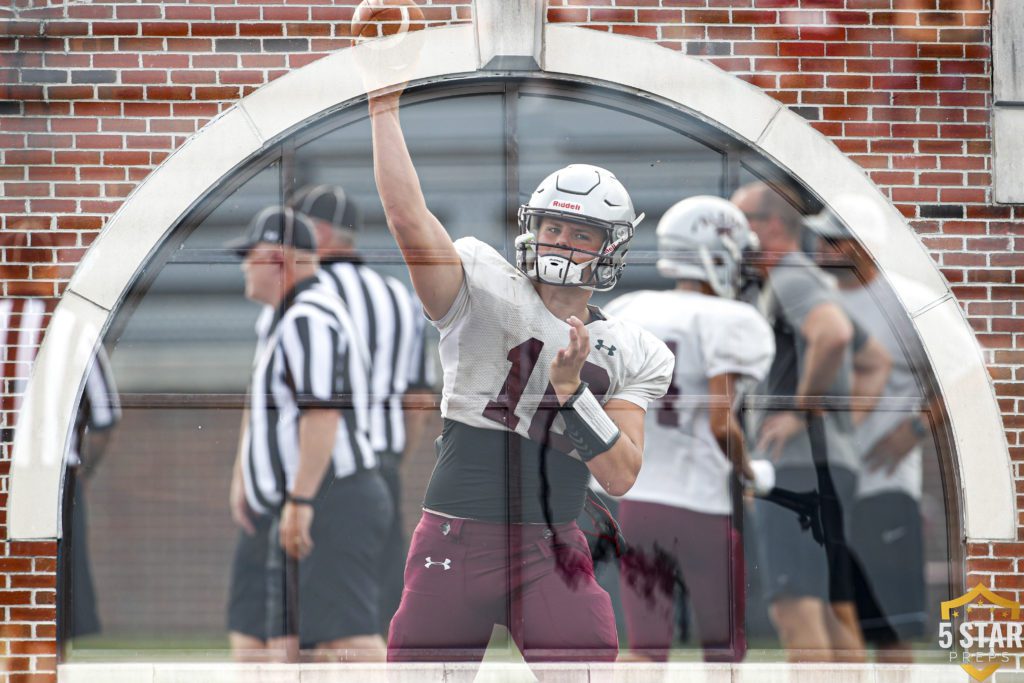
[732, 182, 873, 663]
[226, 206, 392, 660]
[806, 202, 930, 661]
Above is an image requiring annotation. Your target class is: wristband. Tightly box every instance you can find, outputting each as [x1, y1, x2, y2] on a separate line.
[747, 460, 776, 497]
[286, 493, 316, 507]
[561, 382, 621, 462]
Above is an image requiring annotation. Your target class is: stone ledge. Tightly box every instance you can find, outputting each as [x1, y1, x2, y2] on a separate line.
[58, 661, 972, 683]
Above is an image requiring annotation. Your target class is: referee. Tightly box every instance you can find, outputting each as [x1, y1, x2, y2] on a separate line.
[291, 185, 433, 635]
[227, 206, 393, 661]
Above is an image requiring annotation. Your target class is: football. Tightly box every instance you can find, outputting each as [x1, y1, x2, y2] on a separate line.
[350, 0, 426, 42]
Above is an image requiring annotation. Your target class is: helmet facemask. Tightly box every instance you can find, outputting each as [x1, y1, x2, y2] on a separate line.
[515, 208, 636, 291]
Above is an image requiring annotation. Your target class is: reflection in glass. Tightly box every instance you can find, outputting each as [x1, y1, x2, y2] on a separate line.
[61, 80, 955, 667]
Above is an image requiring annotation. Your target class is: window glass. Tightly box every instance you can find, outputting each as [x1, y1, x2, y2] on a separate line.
[62, 79, 956, 667]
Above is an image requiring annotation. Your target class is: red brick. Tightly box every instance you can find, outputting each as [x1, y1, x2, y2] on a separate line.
[57, 216, 102, 230]
[91, 22, 139, 36]
[261, 7, 310, 21]
[8, 608, 55, 622]
[9, 640, 56, 656]
[825, 42, 869, 58]
[165, 6, 212, 21]
[612, 25, 658, 39]
[192, 22, 238, 37]
[195, 86, 241, 100]
[733, 10, 777, 23]
[146, 86, 193, 100]
[115, 4, 161, 20]
[212, 7, 257, 21]
[122, 70, 169, 85]
[97, 85, 145, 100]
[0, 590, 31, 605]
[165, 39, 212, 52]
[662, 25, 704, 40]
[0, 624, 32, 640]
[941, 188, 986, 203]
[33, 559, 55, 572]
[33, 591, 56, 606]
[117, 37, 164, 52]
[124, 102, 171, 117]
[141, 22, 189, 37]
[142, 54, 190, 69]
[685, 9, 731, 23]
[3, 658, 31, 673]
[779, 41, 824, 57]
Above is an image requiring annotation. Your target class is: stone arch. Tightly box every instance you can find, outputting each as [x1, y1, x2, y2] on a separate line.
[8, 17, 1013, 542]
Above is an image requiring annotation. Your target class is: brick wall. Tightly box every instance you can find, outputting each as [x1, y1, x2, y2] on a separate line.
[0, 0, 1021, 679]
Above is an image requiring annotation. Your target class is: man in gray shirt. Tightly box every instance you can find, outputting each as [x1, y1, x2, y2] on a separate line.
[732, 182, 873, 663]
[807, 203, 931, 662]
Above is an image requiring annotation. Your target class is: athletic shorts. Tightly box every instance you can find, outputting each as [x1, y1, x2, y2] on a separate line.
[754, 465, 857, 603]
[266, 470, 393, 648]
[617, 500, 746, 663]
[850, 492, 927, 644]
[226, 513, 274, 639]
[387, 511, 618, 663]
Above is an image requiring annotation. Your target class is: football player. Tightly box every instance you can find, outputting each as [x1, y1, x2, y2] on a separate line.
[367, 87, 674, 663]
[604, 196, 775, 663]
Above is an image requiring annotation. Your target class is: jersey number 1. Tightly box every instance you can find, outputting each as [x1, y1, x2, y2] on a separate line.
[482, 338, 611, 449]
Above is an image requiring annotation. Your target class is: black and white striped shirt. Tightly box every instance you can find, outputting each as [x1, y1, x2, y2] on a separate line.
[316, 258, 432, 455]
[242, 278, 375, 515]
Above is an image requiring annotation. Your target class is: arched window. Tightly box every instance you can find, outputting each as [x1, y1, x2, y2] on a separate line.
[59, 76, 959, 663]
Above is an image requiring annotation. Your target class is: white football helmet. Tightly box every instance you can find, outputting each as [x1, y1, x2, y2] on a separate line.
[516, 164, 644, 291]
[656, 195, 757, 299]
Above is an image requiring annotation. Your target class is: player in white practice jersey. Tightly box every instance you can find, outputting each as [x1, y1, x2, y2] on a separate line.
[605, 196, 774, 662]
[367, 84, 673, 663]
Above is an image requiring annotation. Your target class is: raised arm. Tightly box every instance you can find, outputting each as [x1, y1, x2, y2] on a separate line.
[368, 92, 464, 321]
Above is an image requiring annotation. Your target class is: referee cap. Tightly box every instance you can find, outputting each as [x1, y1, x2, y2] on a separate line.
[227, 206, 318, 257]
[292, 184, 362, 233]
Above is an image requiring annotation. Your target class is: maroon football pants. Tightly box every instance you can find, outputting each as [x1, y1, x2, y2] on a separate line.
[387, 511, 618, 663]
[618, 500, 746, 663]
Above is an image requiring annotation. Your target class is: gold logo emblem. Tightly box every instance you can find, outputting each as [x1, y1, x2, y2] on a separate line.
[939, 583, 1022, 681]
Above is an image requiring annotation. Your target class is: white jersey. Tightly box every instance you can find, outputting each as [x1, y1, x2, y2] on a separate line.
[432, 237, 673, 458]
[604, 290, 774, 515]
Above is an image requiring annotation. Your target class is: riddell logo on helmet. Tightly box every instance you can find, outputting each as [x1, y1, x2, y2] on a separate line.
[551, 200, 583, 212]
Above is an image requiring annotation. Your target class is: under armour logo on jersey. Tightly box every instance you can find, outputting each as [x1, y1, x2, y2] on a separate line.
[595, 340, 616, 356]
[424, 557, 452, 570]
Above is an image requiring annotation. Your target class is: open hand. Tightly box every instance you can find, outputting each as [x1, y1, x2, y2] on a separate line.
[756, 412, 805, 462]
